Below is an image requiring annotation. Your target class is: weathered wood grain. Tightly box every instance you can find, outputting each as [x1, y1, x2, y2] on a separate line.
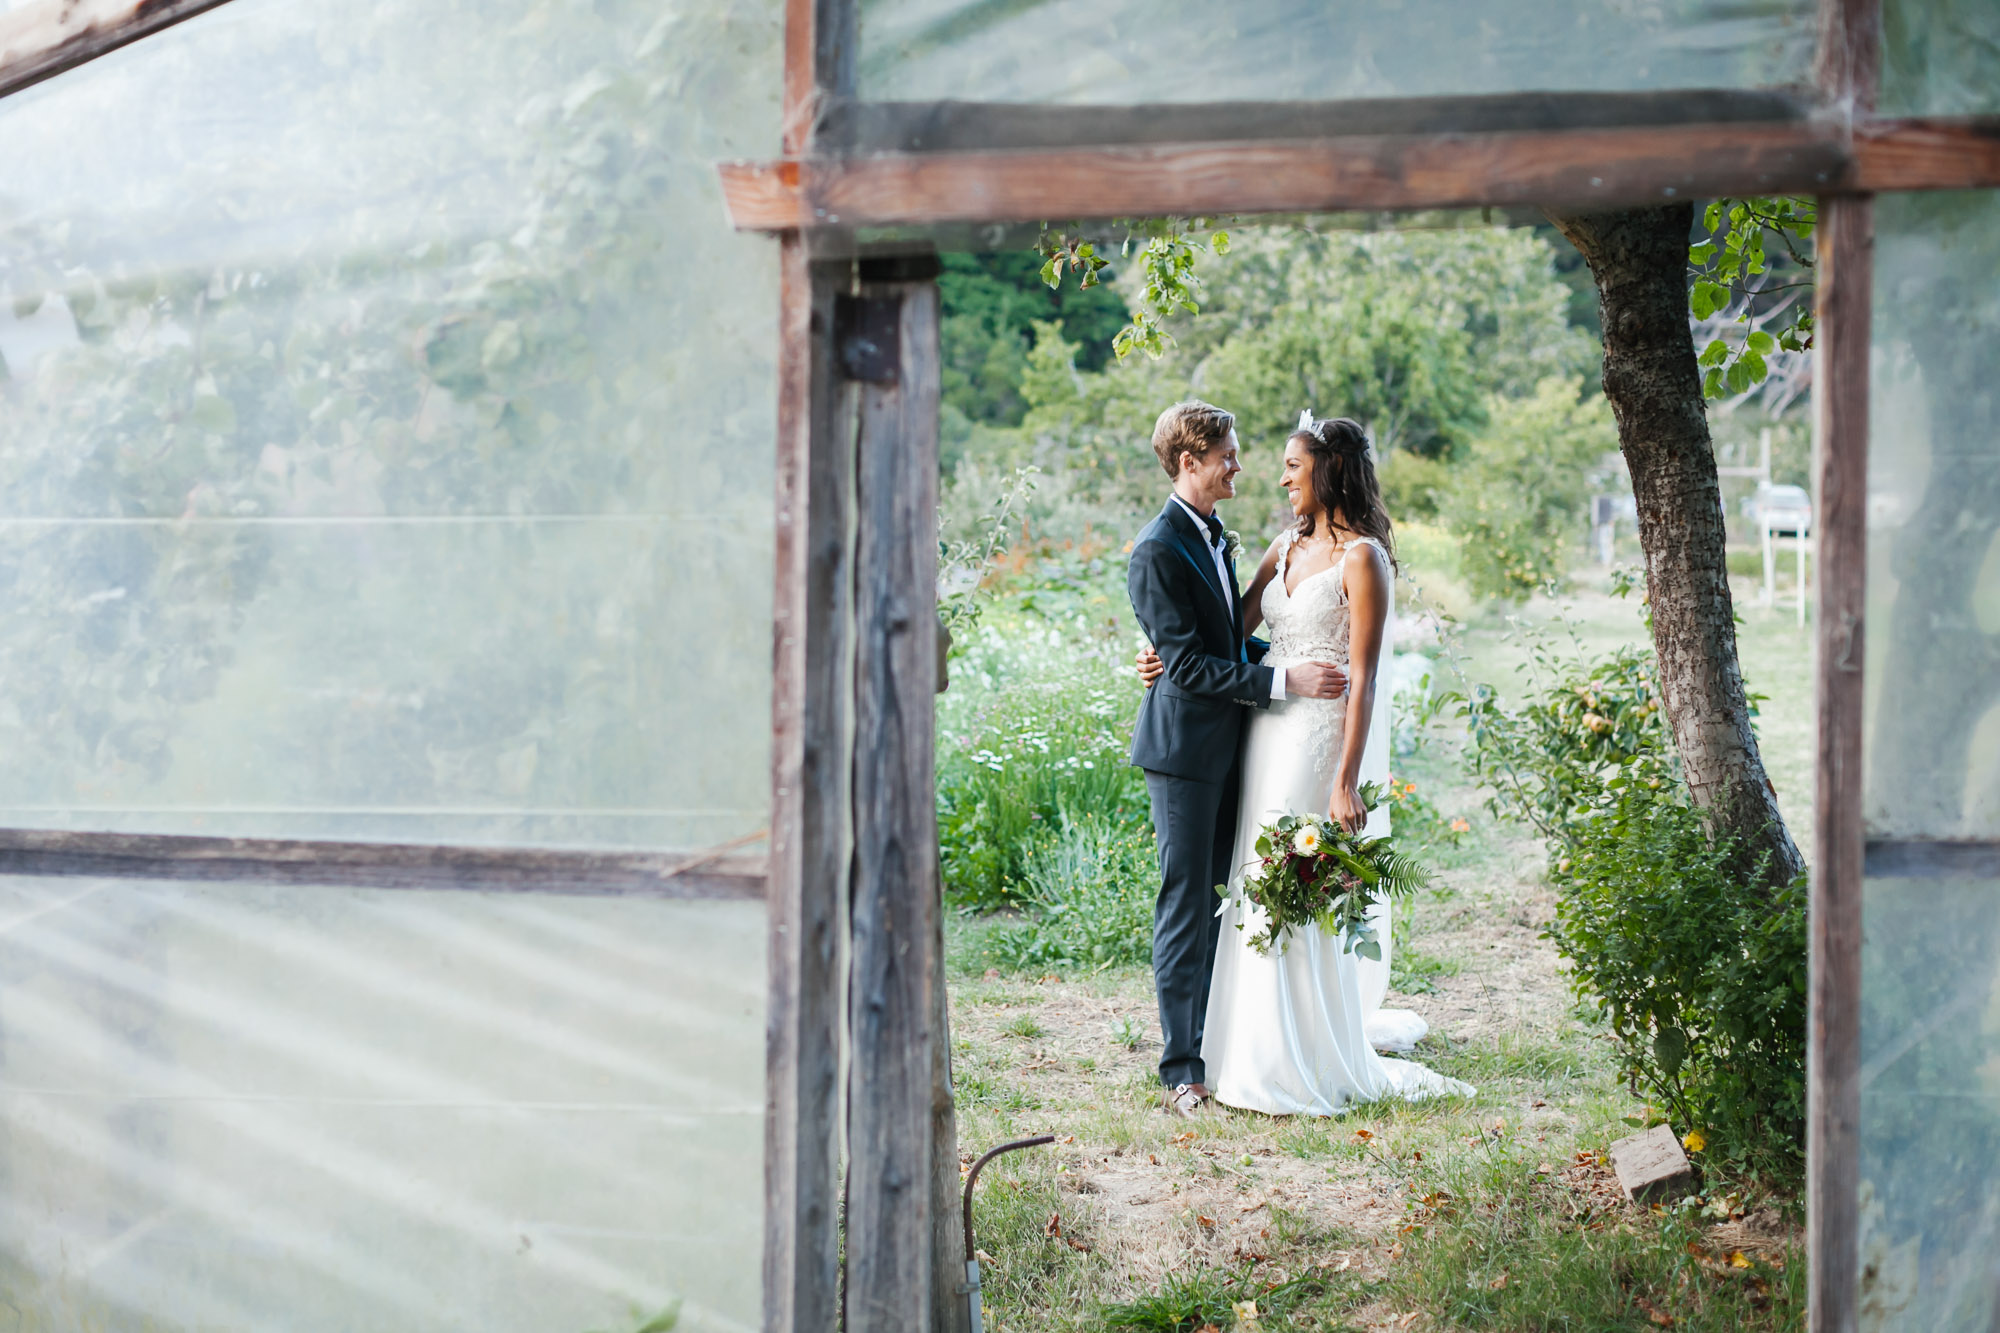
[1853, 117, 2000, 191]
[764, 238, 852, 1333]
[1816, 0, 1881, 116]
[719, 116, 2000, 233]
[1810, 192, 1872, 1333]
[0, 826, 765, 897]
[844, 273, 941, 1333]
[720, 121, 1853, 231]
[0, 0, 237, 102]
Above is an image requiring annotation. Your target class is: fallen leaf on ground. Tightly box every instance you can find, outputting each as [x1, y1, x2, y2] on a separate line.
[1488, 1273, 1509, 1290]
[1353, 1128, 1375, 1141]
[1638, 1296, 1675, 1326]
[1196, 1215, 1216, 1228]
[1043, 1213, 1061, 1238]
[1728, 1250, 1753, 1269]
[1396, 1314, 1420, 1329]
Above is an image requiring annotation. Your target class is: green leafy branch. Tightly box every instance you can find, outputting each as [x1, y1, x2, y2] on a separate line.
[937, 465, 1040, 637]
[1688, 196, 1816, 400]
[1036, 219, 1232, 360]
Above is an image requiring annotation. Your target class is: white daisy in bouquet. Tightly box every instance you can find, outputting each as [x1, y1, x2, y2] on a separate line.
[1218, 781, 1433, 959]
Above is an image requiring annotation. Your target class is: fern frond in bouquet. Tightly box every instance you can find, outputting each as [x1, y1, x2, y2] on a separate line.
[1216, 781, 1434, 959]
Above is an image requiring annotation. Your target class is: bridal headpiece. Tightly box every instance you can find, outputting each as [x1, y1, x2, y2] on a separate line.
[1294, 409, 1376, 460]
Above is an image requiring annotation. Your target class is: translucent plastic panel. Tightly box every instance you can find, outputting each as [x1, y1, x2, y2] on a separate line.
[0, 0, 781, 848]
[0, 875, 765, 1331]
[1858, 874, 2000, 1331]
[1864, 191, 2000, 840]
[1881, 0, 2000, 116]
[858, 0, 1817, 104]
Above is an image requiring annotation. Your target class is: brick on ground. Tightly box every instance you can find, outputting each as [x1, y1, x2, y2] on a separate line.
[1608, 1124, 1693, 1203]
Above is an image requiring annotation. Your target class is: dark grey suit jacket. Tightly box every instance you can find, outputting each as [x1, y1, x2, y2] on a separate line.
[1126, 500, 1273, 781]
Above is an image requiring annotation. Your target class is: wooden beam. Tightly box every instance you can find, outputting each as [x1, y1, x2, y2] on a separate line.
[1863, 839, 2000, 879]
[0, 0, 237, 102]
[1809, 192, 1872, 1333]
[763, 238, 852, 1333]
[784, 0, 855, 156]
[719, 116, 2000, 233]
[814, 88, 1815, 155]
[0, 826, 765, 897]
[721, 120, 1853, 231]
[1853, 117, 2000, 191]
[1816, 0, 1882, 116]
[843, 264, 941, 1333]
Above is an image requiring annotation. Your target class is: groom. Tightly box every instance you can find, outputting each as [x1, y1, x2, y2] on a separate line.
[1126, 401, 1348, 1111]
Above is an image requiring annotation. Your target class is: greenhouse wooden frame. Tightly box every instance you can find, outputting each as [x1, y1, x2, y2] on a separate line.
[2, 0, 1998, 1328]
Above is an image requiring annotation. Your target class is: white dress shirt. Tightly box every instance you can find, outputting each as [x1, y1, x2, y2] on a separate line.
[1167, 493, 1285, 700]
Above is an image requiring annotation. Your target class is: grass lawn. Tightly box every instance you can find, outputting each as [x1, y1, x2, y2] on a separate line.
[943, 571, 1810, 1332]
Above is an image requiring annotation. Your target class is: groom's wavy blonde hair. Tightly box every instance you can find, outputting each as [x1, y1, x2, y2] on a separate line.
[1151, 400, 1236, 478]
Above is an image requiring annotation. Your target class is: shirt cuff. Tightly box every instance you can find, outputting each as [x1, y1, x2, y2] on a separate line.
[1269, 666, 1286, 701]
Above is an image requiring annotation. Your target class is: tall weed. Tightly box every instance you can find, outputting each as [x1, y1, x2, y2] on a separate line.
[984, 815, 1156, 972]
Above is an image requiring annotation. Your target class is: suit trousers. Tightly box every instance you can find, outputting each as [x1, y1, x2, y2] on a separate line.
[1145, 763, 1241, 1089]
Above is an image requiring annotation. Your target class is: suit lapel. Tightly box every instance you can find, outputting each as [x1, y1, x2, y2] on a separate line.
[1163, 501, 1231, 618]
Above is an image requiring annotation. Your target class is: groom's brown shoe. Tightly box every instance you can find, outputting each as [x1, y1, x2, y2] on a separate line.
[1164, 1083, 1212, 1117]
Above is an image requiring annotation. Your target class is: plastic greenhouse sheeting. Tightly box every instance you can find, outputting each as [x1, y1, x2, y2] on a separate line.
[1858, 189, 2000, 1332]
[0, 875, 766, 1332]
[0, 0, 780, 1327]
[1881, 0, 2000, 117]
[0, 0, 781, 851]
[858, 0, 1817, 105]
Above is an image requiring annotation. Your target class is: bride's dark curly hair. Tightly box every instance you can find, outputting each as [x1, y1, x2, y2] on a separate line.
[1290, 416, 1397, 570]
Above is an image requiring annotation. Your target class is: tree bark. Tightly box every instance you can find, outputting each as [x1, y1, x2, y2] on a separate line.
[1547, 203, 1805, 888]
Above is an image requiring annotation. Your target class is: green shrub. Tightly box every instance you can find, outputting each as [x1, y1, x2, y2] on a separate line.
[1465, 624, 1804, 1181]
[1550, 792, 1807, 1182]
[984, 815, 1156, 972]
[1458, 631, 1672, 842]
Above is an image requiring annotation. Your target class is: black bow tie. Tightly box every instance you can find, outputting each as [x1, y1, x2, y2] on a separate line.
[1200, 513, 1224, 546]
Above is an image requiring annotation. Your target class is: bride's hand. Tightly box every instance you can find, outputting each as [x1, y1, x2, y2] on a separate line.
[1329, 780, 1367, 834]
[1134, 643, 1164, 687]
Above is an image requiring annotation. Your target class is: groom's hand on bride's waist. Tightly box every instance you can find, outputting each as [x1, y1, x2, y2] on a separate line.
[1286, 662, 1348, 700]
[1134, 644, 1344, 699]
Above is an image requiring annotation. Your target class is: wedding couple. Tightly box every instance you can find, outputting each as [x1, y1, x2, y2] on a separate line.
[1126, 401, 1472, 1118]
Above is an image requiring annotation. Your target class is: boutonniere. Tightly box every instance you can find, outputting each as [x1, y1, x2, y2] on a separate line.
[1223, 530, 1243, 561]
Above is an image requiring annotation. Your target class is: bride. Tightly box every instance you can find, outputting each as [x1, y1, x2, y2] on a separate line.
[1141, 415, 1470, 1114]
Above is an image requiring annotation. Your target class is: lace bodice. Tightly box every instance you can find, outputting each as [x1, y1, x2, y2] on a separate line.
[1261, 530, 1385, 668]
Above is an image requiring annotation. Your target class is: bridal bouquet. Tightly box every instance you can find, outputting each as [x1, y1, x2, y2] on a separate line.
[1219, 782, 1432, 959]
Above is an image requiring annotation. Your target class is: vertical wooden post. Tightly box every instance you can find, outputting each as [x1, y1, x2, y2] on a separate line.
[770, 4, 858, 1330]
[1809, 194, 1871, 1333]
[1810, 6, 1878, 1333]
[845, 258, 942, 1333]
[766, 239, 853, 1333]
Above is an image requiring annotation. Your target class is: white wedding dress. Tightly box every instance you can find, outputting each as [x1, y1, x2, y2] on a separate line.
[1203, 532, 1473, 1115]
